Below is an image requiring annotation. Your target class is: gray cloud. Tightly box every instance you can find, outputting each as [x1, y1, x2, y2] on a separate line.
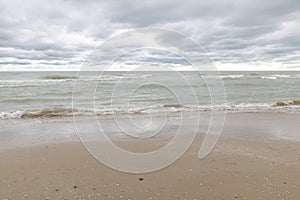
[0, 0, 300, 70]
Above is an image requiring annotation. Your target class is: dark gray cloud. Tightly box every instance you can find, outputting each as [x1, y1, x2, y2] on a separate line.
[0, 0, 300, 70]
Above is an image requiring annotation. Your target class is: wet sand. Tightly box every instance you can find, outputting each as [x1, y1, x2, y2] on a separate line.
[1, 134, 300, 199]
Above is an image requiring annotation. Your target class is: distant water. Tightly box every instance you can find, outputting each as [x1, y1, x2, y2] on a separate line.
[0, 71, 300, 120]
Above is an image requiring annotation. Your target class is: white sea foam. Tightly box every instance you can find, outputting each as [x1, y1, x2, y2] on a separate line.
[1, 100, 300, 120]
[203, 74, 245, 80]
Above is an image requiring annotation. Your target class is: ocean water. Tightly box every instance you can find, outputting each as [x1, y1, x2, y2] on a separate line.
[0, 71, 300, 120]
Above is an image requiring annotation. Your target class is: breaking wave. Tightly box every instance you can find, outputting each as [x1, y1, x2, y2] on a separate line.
[1, 100, 300, 120]
[202, 74, 298, 80]
[0, 108, 78, 119]
[44, 75, 78, 80]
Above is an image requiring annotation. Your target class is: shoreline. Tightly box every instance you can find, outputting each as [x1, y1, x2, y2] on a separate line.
[1, 111, 300, 151]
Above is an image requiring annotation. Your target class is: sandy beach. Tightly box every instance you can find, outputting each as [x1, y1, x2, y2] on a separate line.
[1, 131, 300, 200]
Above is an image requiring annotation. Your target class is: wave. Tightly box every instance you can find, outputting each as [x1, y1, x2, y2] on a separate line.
[0, 108, 77, 119]
[21, 108, 78, 118]
[0, 79, 72, 88]
[44, 75, 78, 80]
[259, 74, 295, 80]
[163, 104, 183, 108]
[0, 74, 153, 88]
[260, 76, 277, 80]
[1, 100, 300, 120]
[248, 72, 259, 76]
[0, 73, 297, 89]
[203, 75, 245, 80]
[275, 100, 300, 107]
[202, 74, 298, 80]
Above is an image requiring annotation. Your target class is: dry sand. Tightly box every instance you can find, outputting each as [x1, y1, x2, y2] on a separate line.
[0, 135, 300, 200]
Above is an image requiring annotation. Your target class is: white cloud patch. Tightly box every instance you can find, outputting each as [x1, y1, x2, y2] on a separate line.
[0, 0, 300, 71]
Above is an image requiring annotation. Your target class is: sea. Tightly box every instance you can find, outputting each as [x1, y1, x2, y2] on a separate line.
[0, 71, 300, 120]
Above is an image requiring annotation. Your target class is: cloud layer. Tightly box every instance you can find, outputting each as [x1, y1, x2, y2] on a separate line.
[0, 0, 300, 70]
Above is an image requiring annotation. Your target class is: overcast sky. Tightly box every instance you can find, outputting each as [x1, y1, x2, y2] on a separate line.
[0, 0, 300, 71]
